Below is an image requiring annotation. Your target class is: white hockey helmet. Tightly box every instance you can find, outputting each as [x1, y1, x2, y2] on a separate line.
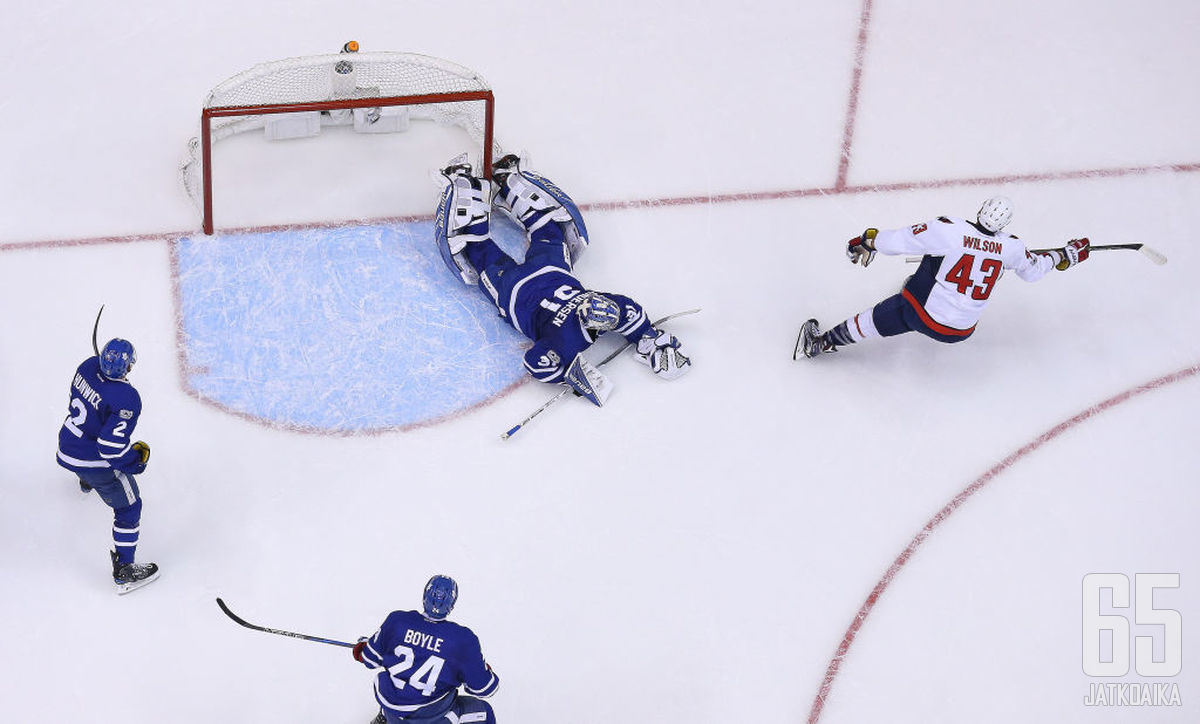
[977, 196, 1013, 233]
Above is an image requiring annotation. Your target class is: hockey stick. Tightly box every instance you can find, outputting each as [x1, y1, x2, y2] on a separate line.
[1030, 243, 1168, 265]
[91, 305, 105, 356]
[904, 243, 1167, 265]
[215, 598, 355, 648]
[500, 308, 701, 440]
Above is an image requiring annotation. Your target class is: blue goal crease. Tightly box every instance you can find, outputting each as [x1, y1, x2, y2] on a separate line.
[174, 220, 530, 432]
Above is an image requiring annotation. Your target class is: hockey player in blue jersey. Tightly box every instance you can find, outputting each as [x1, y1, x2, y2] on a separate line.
[56, 338, 158, 594]
[354, 575, 499, 724]
[435, 153, 691, 406]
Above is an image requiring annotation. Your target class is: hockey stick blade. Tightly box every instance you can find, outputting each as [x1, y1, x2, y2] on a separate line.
[500, 308, 701, 440]
[91, 305, 105, 356]
[1136, 244, 1168, 265]
[215, 598, 355, 648]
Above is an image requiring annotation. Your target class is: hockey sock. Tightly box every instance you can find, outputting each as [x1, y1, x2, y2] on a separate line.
[112, 501, 142, 565]
[825, 322, 857, 347]
[829, 309, 881, 346]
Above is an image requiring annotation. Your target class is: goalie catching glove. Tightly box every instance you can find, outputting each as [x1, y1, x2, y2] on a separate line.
[1054, 238, 1090, 271]
[847, 228, 879, 267]
[635, 330, 691, 380]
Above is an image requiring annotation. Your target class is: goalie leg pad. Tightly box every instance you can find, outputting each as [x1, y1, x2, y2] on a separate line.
[492, 156, 589, 264]
[435, 168, 493, 286]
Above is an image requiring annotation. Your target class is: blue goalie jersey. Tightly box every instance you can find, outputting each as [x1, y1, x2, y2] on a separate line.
[56, 356, 144, 473]
[358, 610, 499, 719]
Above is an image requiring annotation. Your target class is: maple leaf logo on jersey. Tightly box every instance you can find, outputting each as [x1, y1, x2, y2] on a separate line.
[911, 223, 928, 235]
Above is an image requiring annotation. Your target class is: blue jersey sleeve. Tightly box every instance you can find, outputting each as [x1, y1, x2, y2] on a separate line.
[98, 385, 143, 472]
[599, 292, 652, 342]
[455, 628, 499, 697]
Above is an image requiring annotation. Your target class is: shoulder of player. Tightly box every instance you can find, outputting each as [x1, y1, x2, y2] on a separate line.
[381, 610, 471, 633]
[78, 356, 102, 378]
[103, 379, 142, 409]
[378, 611, 481, 652]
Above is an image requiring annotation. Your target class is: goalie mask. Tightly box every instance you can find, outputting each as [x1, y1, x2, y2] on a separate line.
[577, 293, 621, 332]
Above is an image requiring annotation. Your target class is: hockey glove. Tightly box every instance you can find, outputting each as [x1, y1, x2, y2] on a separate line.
[1055, 238, 1090, 271]
[847, 228, 878, 267]
[132, 441, 150, 465]
[353, 640, 368, 663]
[635, 330, 691, 380]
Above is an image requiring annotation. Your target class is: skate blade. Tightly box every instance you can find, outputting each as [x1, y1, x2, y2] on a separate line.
[794, 320, 820, 360]
[115, 570, 161, 595]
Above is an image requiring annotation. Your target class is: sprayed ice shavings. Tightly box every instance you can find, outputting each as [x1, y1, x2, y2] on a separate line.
[175, 219, 532, 433]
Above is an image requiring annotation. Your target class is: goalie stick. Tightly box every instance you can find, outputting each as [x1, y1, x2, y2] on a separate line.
[501, 308, 701, 440]
[904, 243, 1167, 265]
[215, 597, 355, 648]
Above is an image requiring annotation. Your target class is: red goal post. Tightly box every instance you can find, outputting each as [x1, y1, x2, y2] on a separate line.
[182, 49, 498, 235]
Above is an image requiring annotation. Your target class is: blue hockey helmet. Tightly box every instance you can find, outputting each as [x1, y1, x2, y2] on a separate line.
[99, 338, 137, 379]
[422, 575, 458, 620]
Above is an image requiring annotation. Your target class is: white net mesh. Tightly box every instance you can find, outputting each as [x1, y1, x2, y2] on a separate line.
[182, 51, 500, 224]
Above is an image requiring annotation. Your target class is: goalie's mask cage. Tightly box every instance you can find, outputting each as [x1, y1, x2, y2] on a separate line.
[181, 50, 500, 235]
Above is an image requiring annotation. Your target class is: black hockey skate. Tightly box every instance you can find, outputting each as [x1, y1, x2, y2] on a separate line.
[794, 319, 836, 359]
[111, 549, 160, 595]
[79, 479, 93, 493]
[492, 152, 522, 179]
[440, 152, 473, 180]
[368, 712, 386, 724]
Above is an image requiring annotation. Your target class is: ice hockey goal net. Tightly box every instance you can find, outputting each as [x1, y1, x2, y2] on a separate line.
[182, 48, 497, 235]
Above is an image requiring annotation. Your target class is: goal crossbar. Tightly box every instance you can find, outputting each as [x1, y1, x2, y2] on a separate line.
[184, 49, 498, 235]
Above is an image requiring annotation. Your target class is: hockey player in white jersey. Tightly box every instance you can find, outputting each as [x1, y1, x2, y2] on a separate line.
[795, 196, 1091, 358]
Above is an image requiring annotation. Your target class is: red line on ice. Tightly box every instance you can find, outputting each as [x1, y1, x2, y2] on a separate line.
[804, 362, 1200, 723]
[2, 163, 1199, 252]
[835, 0, 875, 191]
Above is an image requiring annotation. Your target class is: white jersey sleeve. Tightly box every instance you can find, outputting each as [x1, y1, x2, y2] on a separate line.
[871, 216, 1057, 333]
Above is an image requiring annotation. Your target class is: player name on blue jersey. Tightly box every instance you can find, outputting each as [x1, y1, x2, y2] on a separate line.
[403, 628, 444, 653]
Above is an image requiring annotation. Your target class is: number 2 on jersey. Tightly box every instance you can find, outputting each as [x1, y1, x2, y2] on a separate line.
[63, 398, 88, 438]
[387, 645, 445, 696]
[944, 253, 1002, 300]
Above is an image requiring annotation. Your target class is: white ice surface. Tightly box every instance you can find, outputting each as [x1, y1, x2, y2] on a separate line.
[1, 2, 1198, 723]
